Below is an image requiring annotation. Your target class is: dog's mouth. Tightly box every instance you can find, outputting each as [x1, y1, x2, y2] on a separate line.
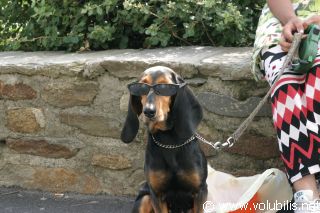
[143, 115, 156, 122]
[142, 114, 170, 132]
[142, 111, 165, 122]
[142, 116, 162, 127]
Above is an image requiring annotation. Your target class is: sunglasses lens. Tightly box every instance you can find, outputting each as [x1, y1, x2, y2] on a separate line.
[128, 83, 150, 96]
[128, 82, 184, 96]
[154, 84, 178, 96]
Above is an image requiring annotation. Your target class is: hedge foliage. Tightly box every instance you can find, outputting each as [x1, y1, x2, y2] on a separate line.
[0, 0, 264, 51]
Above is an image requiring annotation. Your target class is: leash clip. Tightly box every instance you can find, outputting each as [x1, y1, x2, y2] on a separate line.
[213, 141, 222, 150]
[196, 133, 235, 151]
[226, 137, 235, 148]
[214, 137, 235, 150]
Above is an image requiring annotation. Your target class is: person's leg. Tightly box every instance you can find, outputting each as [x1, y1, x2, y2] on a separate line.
[293, 175, 319, 199]
[260, 45, 320, 199]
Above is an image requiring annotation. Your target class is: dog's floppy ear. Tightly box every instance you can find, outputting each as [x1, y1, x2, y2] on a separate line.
[121, 95, 142, 143]
[171, 83, 203, 139]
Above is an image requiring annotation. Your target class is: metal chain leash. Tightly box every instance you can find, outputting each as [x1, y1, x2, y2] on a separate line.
[151, 132, 233, 150]
[151, 134, 196, 149]
[194, 133, 234, 150]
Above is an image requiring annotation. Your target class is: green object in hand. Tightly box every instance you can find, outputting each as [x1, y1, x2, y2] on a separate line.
[292, 24, 320, 73]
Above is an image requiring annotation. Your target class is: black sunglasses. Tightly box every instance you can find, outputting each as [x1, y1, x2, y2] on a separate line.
[127, 82, 186, 96]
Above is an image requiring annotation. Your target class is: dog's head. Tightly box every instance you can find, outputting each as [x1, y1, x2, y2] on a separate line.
[121, 66, 203, 143]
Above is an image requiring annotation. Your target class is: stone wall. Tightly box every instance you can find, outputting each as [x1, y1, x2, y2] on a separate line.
[0, 47, 282, 196]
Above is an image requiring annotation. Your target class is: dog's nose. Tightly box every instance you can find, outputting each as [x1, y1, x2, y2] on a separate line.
[143, 108, 156, 118]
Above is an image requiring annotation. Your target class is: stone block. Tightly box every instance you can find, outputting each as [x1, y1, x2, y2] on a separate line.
[83, 61, 105, 79]
[203, 111, 275, 138]
[100, 60, 149, 79]
[41, 82, 98, 108]
[29, 167, 101, 194]
[226, 134, 280, 159]
[198, 92, 271, 118]
[6, 138, 79, 159]
[198, 47, 253, 80]
[6, 108, 45, 133]
[120, 94, 130, 112]
[81, 175, 103, 194]
[157, 62, 197, 78]
[185, 78, 207, 87]
[0, 81, 37, 100]
[59, 113, 121, 138]
[200, 77, 268, 100]
[91, 154, 132, 170]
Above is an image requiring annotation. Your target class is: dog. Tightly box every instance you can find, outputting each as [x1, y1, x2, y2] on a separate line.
[121, 66, 208, 213]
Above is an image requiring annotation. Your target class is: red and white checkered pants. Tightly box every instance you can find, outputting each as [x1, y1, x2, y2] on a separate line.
[260, 45, 320, 183]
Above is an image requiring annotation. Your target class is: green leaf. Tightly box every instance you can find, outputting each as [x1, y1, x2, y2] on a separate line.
[119, 36, 129, 49]
[96, 7, 103, 15]
[0, 0, 264, 50]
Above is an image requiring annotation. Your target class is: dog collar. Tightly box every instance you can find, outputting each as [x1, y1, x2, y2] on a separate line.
[151, 134, 196, 149]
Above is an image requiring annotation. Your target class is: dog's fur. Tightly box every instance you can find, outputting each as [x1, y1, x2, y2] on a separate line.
[121, 66, 207, 213]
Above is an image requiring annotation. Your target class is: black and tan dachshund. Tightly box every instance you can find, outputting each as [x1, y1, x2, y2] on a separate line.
[121, 66, 208, 213]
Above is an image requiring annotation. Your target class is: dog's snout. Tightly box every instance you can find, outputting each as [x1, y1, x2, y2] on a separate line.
[143, 107, 156, 118]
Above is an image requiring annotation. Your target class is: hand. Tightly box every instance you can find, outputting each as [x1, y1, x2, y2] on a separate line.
[279, 16, 304, 52]
[303, 15, 320, 28]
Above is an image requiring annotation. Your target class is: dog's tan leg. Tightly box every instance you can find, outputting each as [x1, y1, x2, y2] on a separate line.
[193, 199, 204, 213]
[193, 185, 207, 213]
[158, 199, 168, 213]
[147, 170, 169, 213]
[150, 197, 168, 213]
[138, 195, 154, 213]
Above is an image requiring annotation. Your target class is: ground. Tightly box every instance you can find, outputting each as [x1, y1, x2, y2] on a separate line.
[0, 186, 134, 213]
[0, 186, 294, 213]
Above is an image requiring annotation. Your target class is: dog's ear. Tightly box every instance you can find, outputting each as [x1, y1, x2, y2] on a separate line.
[171, 84, 203, 139]
[121, 95, 142, 143]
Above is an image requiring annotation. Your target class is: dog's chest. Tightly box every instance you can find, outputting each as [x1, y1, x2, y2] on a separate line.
[147, 168, 201, 194]
[146, 138, 204, 194]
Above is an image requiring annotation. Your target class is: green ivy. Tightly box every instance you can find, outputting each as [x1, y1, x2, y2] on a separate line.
[0, 0, 264, 51]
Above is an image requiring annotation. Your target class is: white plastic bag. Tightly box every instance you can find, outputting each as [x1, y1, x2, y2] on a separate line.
[205, 166, 293, 213]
